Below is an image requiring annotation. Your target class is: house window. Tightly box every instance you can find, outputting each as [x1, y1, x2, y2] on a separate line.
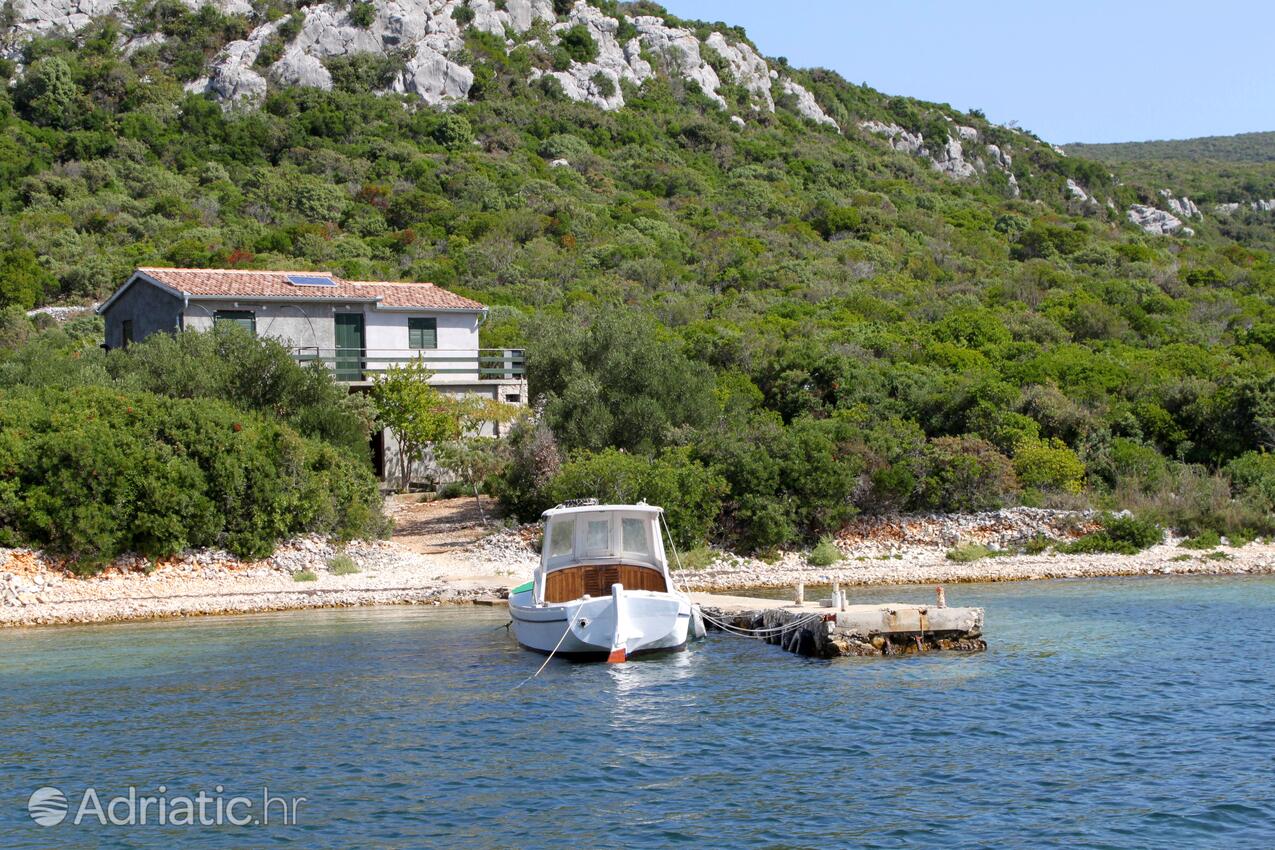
[408, 317, 437, 349]
[121, 320, 133, 347]
[214, 310, 256, 335]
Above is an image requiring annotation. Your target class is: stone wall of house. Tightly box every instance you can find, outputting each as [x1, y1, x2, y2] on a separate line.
[102, 280, 184, 349]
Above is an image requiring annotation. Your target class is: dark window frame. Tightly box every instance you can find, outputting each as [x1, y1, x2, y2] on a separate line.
[213, 310, 257, 335]
[408, 316, 438, 350]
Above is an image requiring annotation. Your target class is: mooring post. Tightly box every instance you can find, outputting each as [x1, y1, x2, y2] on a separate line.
[936, 586, 947, 609]
[794, 581, 804, 605]
[839, 589, 847, 611]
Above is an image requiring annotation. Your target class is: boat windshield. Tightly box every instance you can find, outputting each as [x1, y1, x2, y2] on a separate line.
[543, 511, 660, 567]
[548, 517, 575, 557]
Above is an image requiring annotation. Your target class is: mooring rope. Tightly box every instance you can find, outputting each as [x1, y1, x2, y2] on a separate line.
[660, 513, 826, 640]
[511, 606, 576, 691]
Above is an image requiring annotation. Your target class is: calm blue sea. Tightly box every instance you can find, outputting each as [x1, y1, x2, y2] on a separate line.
[1, 575, 1273, 849]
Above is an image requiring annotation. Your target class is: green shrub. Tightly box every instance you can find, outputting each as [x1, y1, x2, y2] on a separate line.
[1013, 437, 1085, 494]
[0, 248, 56, 310]
[13, 57, 79, 129]
[538, 133, 592, 161]
[675, 544, 718, 572]
[558, 24, 599, 64]
[96, 325, 375, 459]
[1226, 451, 1275, 510]
[348, 2, 375, 27]
[807, 536, 842, 566]
[437, 480, 468, 499]
[543, 446, 726, 550]
[293, 569, 318, 582]
[692, 412, 864, 552]
[1059, 514, 1163, 555]
[1023, 535, 1052, 555]
[431, 114, 474, 150]
[945, 543, 994, 563]
[527, 309, 715, 455]
[914, 436, 1019, 513]
[1179, 529, 1221, 550]
[590, 71, 616, 98]
[328, 553, 360, 575]
[1225, 529, 1256, 548]
[0, 387, 387, 571]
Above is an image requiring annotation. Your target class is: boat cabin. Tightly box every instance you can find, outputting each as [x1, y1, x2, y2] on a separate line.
[536, 503, 671, 604]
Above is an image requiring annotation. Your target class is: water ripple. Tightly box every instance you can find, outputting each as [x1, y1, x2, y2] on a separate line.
[1, 576, 1273, 848]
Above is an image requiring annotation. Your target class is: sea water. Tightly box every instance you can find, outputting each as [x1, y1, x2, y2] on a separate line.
[1, 575, 1272, 848]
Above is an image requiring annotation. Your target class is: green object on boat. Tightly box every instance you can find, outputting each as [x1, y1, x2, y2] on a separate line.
[511, 580, 533, 595]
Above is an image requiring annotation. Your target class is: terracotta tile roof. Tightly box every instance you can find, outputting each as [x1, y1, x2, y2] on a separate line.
[134, 268, 485, 310]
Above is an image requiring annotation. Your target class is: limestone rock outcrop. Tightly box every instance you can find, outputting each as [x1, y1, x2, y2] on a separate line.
[1215, 199, 1275, 215]
[859, 120, 925, 155]
[1066, 179, 1090, 203]
[986, 144, 1020, 196]
[930, 135, 977, 179]
[1128, 204, 1191, 236]
[532, 2, 651, 110]
[394, 45, 474, 105]
[3, 0, 845, 130]
[780, 79, 837, 129]
[1159, 189, 1200, 220]
[704, 31, 773, 112]
[632, 15, 724, 109]
[860, 120, 1005, 185]
[4, 0, 248, 57]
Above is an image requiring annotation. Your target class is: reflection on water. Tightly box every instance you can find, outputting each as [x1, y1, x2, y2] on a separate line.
[1, 575, 1273, 849]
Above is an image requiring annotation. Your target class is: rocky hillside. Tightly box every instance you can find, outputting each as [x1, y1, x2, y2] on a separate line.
[4, 0, 1275, 553]
[2, 0, 1227, 238]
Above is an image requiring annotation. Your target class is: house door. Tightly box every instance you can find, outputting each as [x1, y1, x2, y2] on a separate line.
[334, 313, 365, 381]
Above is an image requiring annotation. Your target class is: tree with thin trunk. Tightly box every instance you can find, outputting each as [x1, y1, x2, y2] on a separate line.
[370, 361, 457, 492]
[435, 398, 521, 524]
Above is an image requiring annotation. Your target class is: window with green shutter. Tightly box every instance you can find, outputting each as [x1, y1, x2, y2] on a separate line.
[213, 310, 256, 335]
[408, 317, 437, 349]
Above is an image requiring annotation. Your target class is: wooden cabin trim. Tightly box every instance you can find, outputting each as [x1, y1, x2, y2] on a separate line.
[544, 564, 669, 603]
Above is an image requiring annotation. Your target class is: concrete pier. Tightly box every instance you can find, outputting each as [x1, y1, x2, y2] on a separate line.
[690, 592, 985, 658]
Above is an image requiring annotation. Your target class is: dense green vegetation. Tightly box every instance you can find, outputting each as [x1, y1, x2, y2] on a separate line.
[1064, 132, 1275, 252]
[3, 2, 1275, 555]
[0, 319, 387, 568]
[1065, 132, 1275, 163]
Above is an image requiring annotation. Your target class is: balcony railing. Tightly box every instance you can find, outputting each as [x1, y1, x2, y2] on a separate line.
[293, 348, 526, 383]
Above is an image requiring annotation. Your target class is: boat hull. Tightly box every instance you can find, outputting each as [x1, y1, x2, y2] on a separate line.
[509, 587, 692, 662]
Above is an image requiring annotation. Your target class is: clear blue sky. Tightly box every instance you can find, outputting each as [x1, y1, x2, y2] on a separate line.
[662, 0, 1275, 144]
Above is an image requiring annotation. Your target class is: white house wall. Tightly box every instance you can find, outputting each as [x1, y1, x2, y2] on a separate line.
[183, 299, 337, 352]
[364, 310, 481, 381]
[184, 300, 482, 376]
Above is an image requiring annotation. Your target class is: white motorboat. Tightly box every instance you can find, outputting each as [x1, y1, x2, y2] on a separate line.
[508, 501, 704, 663]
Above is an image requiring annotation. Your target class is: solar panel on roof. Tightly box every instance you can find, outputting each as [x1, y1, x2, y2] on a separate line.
[286, 274, 337, 287]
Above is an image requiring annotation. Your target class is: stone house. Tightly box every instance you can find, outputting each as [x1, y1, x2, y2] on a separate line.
[97, 267, 527, 486]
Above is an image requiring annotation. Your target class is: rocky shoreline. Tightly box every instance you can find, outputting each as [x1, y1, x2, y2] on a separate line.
[3, 507, 1272, 628]
[0, 533, 536, 628]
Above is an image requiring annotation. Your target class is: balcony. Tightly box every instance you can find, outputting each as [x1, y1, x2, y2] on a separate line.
[293, 348, 526, 384]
